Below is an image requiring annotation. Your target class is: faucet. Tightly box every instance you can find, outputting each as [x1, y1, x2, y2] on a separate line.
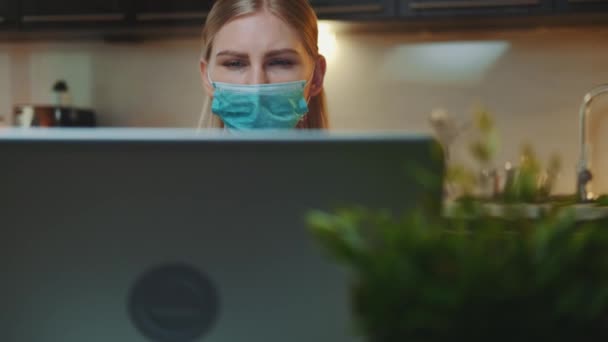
[577, 84, 608, 202]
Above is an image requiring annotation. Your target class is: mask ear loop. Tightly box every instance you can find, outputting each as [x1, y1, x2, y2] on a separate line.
[207, 67, 215, 88]
[299, 65, 317, 127]
[305, 66, 317, 105]
[197, 66, 216, 131]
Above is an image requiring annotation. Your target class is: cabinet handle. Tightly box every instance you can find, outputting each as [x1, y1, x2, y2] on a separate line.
[409, 0, 540, 10]
[314, 4, 385, 14]
[22, 13, 125, 23]
[136, 11, 209, 21]
[568, 0, 608, 3]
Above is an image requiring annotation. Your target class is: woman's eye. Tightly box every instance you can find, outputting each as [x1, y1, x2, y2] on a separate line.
[268, 59, 294, 67]
[223, 60, 246, 69]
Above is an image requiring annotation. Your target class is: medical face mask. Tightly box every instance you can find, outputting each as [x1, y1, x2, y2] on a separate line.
[208, 71, 312, 130]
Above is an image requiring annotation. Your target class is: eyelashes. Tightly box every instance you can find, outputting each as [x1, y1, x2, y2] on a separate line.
[268, 59, 294, 67]
[221, 59, 296, 70]
[222, 60, 246, 69]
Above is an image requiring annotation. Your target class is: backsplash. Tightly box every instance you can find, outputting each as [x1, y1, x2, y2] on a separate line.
[0, 25, 607, 194]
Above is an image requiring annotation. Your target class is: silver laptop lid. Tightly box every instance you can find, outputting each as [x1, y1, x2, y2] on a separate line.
[0, 128, 443, 342]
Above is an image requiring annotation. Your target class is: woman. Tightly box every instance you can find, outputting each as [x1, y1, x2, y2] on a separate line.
[198, 0, 329, 130]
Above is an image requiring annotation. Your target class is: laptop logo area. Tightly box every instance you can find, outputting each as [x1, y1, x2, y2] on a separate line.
[128, 263, 220, 342]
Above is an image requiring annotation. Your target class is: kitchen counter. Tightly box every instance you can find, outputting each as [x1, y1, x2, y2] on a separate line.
[444, 200, 608, 221]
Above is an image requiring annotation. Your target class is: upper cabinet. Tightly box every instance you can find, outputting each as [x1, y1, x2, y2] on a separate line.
[555, 0, 608, 12]
[133, 0, 398, 25]
[311, 0, 396, 19]
[399, 0, 553, 17]
[0, 0, 605, 33]
[0, 1, 17, 27]
[133, 0, 214, 25]
[20, 0, 127, 26]
[132, 0, 398, 25]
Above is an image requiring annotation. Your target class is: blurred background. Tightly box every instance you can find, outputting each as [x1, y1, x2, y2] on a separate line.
[0, 0, 607, 194]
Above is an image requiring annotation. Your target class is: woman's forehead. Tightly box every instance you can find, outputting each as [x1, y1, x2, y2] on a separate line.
[212, 11, 306, 57]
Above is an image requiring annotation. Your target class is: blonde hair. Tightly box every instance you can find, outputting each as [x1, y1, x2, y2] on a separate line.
[198, 0, 329, 129]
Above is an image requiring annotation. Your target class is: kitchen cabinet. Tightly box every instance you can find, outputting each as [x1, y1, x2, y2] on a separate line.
[20, 0, 127, 26]
[133, 0, 214, 25]
[311, 0, 397, 19]
[0, 1, 17, 27]
[0, 0, 605, 35]
[399, 0, 553, 17]
[555, 0, 608, 12]
[133, 0, 397, 23]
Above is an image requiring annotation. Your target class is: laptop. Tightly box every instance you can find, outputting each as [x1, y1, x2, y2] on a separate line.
[0, 128, 443, 342]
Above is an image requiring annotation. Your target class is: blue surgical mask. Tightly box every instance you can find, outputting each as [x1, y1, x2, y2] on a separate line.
[208, 72, 311, 130]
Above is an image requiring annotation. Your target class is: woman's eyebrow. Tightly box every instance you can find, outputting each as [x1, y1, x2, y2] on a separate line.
[216, 50, 248, 58]
[265, 49, 300, 58]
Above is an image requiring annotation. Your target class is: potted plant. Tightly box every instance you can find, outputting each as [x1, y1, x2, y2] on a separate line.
[308, 109, 608, 341]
